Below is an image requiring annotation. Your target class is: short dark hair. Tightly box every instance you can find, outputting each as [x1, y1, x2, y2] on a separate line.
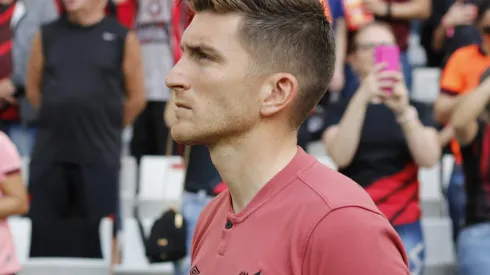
[185, 0, 336, 127]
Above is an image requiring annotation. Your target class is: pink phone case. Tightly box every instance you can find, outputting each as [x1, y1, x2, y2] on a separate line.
[374, 45, 400, 94]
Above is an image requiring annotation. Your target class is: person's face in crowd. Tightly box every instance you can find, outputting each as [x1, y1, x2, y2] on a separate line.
[479, 9, 490, 46]
[166, 12, 265, 145]
[62, 0, 104, 12]
[0, 0, 14, 5]
[350, 25, 396, 77]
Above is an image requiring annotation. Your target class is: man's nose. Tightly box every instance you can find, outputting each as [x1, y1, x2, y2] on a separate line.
[166, 61, 190, 93]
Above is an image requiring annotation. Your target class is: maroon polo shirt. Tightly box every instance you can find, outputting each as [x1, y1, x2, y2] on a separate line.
[190, 147, 409, 275]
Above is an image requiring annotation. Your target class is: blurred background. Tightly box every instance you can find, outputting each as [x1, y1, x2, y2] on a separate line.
[1, 0, 489, 274]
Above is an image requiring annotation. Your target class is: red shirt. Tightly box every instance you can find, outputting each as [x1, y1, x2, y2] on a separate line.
[0, 3, 17, 121]
[191, 148, 409, 275]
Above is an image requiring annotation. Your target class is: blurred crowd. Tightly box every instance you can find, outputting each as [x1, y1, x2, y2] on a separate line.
[1, 0, 490, 275]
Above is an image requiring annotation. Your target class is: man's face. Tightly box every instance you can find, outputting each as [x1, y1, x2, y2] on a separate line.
[351, 25, 396, 76]
[62, 0, 102, 12]
[166, 12, 263, 145]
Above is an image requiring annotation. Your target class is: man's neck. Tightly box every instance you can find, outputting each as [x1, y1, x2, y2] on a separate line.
[209, 126, 298, 213]
[68, 10, 105, 26]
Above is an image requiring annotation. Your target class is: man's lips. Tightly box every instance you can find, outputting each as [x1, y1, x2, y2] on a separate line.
[174, 102, 191, 109]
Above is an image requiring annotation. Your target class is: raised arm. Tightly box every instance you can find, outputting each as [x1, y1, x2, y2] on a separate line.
[25, 31, 44, 109]
[451, 78, 490, 145]
[0, 134, 29, 218]
[364, 0, 431, 20]
[122, 31, 146, 126]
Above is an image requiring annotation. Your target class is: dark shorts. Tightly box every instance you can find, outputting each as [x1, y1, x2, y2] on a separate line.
[27, 161, 120, 258]
[28, 161, 120, 228]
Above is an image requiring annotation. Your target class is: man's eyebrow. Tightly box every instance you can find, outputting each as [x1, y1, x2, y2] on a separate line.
[180, 42, 222, 56]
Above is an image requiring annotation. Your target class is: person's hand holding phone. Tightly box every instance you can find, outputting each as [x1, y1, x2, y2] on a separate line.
[357, 63, 389, 104]
[377, 70, 410, 115]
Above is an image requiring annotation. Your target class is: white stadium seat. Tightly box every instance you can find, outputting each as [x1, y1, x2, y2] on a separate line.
[120, 156, 137, 198]
[8, 216, 31, 264]
[137, 156, 186, 218]
[423, 217, 456, 274]
[20, 258, 110, 275]
[21, 157, 30, 186]
[13, 218, 113, 275]
[411, 68, 441, 104]
[419, 163, 444, 217]
[120, 156, 138, 217]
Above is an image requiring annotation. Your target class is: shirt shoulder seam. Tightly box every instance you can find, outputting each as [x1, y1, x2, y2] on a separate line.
[300, 205, 386, 273]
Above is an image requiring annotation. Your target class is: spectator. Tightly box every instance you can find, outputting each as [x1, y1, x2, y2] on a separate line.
[131, 0, 180, 162]
[54, 0, 137, 27]
[25, 0, 145, 259]
[435, 0, 490, 242]
[322, 22, 440, 275]
[335, 0, 431, 99]
[0, 131, 29, 275]
[423, 0, 480, 68]
[327, 0, 360, 95]
[450, 67, 490, 275]
[0, 0, 58, 156]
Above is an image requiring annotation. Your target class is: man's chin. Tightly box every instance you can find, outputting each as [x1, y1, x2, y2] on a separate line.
[170, 126, 207, 146]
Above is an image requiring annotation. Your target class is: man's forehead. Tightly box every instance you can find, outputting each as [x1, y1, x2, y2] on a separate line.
[182, 12, 242, 47]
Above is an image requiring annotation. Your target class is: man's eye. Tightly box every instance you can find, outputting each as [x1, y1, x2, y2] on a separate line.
[192, 51, 211, 61]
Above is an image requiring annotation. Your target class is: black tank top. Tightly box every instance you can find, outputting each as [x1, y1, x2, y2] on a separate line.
[32, 16, 128, 165]
[461, 121, 490, 226]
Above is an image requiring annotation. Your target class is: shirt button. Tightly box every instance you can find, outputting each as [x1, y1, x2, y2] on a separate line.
[225, 220, 233, 229]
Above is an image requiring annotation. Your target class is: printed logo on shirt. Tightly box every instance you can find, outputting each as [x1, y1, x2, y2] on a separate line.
[136, 22, 170, 44]
[148, 0, 162, 17]
[190, 265, 200, 275]
[238, 271, 262, 275]
[102, 32, 116, 41]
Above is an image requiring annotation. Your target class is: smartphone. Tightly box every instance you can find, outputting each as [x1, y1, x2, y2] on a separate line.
[374, 45, 400, 94]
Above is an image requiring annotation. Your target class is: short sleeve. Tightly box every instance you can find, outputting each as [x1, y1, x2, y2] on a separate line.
[323, 100, 348, 129]
[302, 207, 410, 275]
[328, 0, 345, 19]
[0, 132, 21, 181]
[440, 49, 466, 96]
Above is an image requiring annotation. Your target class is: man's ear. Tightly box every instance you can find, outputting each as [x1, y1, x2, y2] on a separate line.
[259, 73, 298, 117]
